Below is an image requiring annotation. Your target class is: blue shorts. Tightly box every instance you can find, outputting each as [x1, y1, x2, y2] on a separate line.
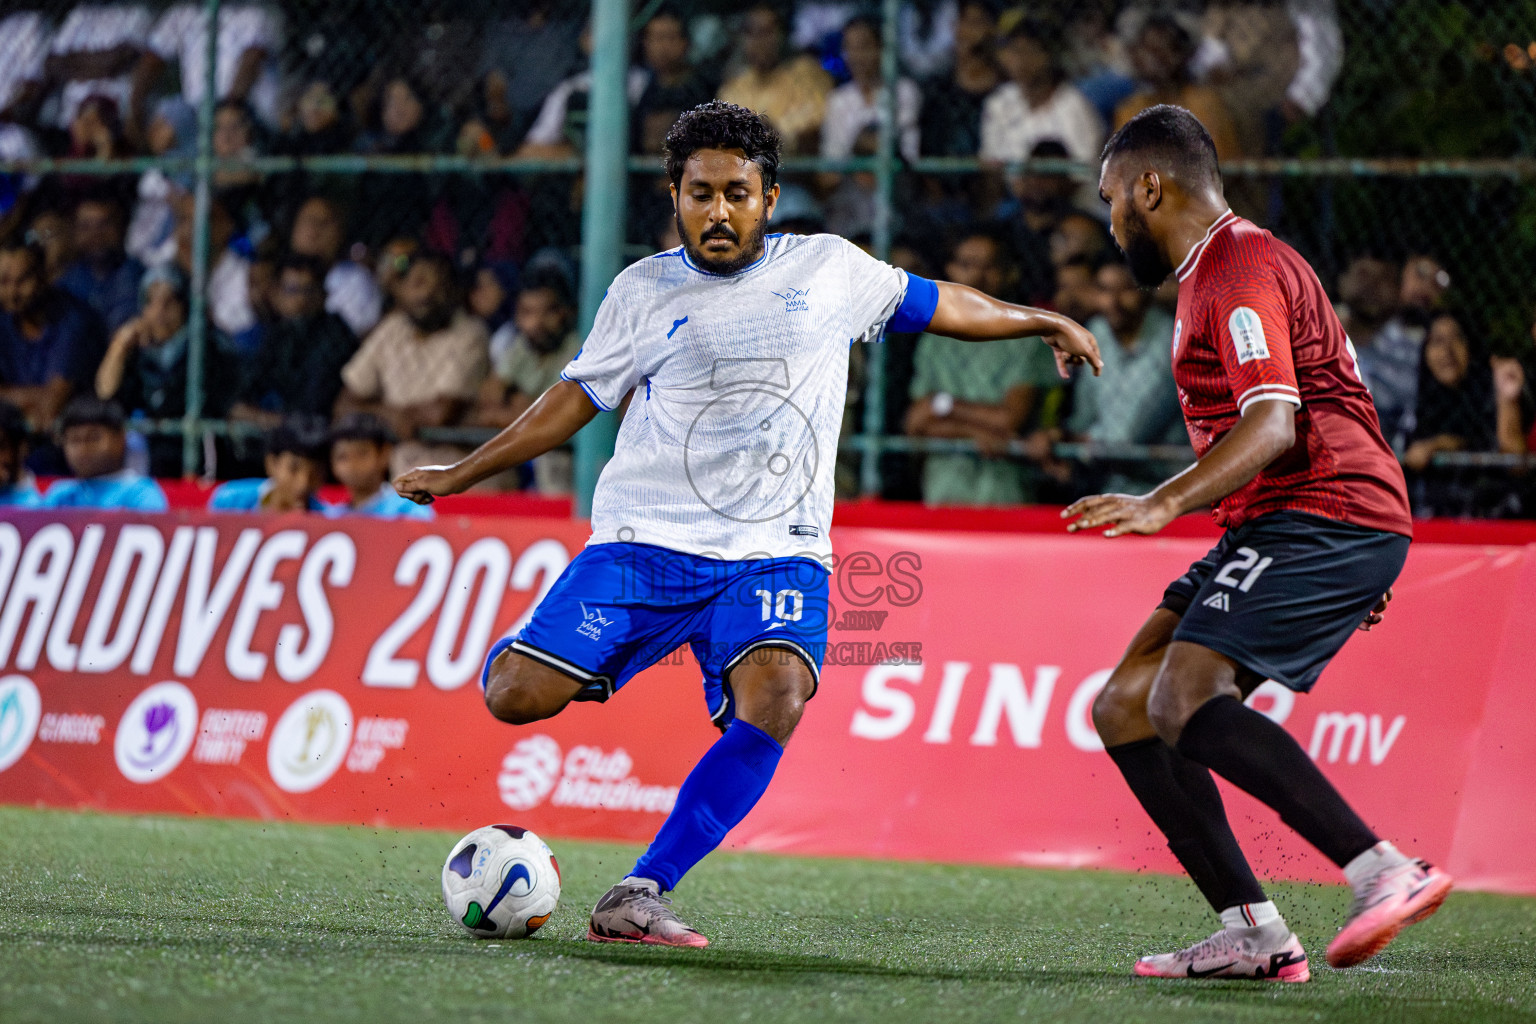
[483, 542, 830, 727]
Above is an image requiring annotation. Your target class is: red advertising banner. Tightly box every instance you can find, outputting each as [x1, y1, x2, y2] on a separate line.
[0, 510, 1531, 893]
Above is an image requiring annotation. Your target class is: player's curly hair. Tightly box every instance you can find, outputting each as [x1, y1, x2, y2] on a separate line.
[1101, 103, 1220, 189]
[663, 101, 782, 193]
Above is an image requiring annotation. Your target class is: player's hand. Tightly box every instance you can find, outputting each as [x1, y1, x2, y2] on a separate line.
[1041, 315, 1104, 379]
[1358, 588, 1392, 631]
[1062, 492, 1178, 537]
[393, 465, 464, 505]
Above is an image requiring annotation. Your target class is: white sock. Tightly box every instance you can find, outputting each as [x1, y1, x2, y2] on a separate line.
[622, 875, 660, 892]
[1220, 900, 1281, 931]
[1343, 841, 1411, 891]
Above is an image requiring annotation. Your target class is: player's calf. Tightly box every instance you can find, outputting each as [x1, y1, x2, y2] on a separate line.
[482, 647, 584, 725]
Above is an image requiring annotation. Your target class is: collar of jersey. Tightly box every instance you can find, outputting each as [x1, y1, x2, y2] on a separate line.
[678, 236, 776, 278]
[1174, 209, 1237, 282]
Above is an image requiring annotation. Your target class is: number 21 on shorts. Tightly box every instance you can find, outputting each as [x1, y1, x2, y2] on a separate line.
[1213, 547, 1272, 592]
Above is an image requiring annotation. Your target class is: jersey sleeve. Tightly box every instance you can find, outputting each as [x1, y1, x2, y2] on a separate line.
[842, 239, 937, 342]
[1204, 245, 1301, 415]
[560, 284, 640, 411]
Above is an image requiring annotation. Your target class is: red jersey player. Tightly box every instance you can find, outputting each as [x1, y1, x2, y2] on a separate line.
[1065, 105, 1451, 982]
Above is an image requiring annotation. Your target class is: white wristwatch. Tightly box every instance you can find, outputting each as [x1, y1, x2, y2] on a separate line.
[932, 391, 955, 417]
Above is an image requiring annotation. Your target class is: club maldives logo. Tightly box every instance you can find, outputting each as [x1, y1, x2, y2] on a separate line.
[0, 675, 42, 772]
[113, 681, 198, 783]
[497, 735, 677, 814]
[267, 690, 354, 793]
[497, 735, 564, 810]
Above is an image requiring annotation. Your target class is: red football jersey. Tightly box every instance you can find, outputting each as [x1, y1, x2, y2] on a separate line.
[1172, 210, 1413, 536]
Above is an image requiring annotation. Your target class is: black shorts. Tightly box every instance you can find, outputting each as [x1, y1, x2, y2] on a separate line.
[1159, 511, 1410, 693]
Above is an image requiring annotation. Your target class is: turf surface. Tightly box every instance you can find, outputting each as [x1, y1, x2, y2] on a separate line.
[1, 807, 1532, 1023]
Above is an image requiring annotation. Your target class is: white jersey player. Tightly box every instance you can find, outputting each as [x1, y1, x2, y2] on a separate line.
[396, 101, 1101, 947]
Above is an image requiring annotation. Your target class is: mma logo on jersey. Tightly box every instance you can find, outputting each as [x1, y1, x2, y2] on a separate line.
[1201, 592, 1231, 612]
[1228, 307, 1269, 364]
[771, 287, 811, 313]
[576, 603, 612, 640]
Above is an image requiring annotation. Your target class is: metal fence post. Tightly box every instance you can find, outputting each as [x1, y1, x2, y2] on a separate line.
[181, 0, 221, 478]
[572, 0, 631, 519]
[858, 0, 900, 496]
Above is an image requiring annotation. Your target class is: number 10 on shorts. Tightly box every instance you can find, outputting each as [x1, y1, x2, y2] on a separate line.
[756, 589, 803, 621]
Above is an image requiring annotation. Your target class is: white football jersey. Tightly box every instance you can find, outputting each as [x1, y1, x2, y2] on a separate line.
[563, 232, 917, 563]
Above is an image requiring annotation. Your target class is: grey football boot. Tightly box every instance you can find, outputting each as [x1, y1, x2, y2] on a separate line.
[587, 876, 709, 947]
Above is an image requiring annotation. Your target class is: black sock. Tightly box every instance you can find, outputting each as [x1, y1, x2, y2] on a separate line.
[1106, 737, 1266, 912]
[1177, 695, 1379, 869]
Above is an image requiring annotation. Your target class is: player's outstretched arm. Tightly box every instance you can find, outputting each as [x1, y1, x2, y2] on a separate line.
[926, 280, 1103, 378]
[1063, 399, 1296, 537]
[393, 379, 601, 504]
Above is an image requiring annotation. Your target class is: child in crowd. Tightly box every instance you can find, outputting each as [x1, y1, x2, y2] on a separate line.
[0, 400, 41, 506]
[41, 397, 168, 511]
[207, 418, 327, 513]
[325, 413, 434, 520]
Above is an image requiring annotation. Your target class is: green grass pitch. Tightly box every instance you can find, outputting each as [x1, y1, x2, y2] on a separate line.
[1, 806, 1533, 1024]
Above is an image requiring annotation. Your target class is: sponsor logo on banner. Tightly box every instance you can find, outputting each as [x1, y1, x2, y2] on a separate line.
[498, 736, 563, 810]
[847, 664, 1302, 754]
[345, 717, 408, 773]
[498, 735, 678, 814]
[114, 681, 198, 783]
[268, 690, 354, 793]
[193, 709, 267, 765]
[1308, 712, 1406, 765]
[0, 675, 42, 771]
[38, 713, 106, 744]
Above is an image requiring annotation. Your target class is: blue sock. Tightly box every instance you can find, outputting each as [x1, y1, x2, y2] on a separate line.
[631, 719, 783, 891]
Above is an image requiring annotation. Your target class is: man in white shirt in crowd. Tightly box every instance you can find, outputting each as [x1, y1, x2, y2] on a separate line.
[980, 13, 1104, 166]
[45, 3, 152, 131]
[136, 2, 282, 132]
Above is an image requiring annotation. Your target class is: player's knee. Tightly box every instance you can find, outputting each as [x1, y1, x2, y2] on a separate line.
[731, 653, 815, 743]
[756, 668, 812, 718]
[1092, 664, 1155, 745]
[483, 658, 570, 726]
[1091, 680, 1135, 741]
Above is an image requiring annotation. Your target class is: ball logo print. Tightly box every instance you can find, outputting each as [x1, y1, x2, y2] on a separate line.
[0, 675, 42, 773]
[113, 682, 198, 784]
[267, 690, 354, 793]
[683, 358, 818, 525]
[498, 735, 563, 810]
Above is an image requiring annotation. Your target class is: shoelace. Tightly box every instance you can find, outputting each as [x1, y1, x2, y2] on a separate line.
[1175, 930, 1240, 963]
[622, 886, 680, 921]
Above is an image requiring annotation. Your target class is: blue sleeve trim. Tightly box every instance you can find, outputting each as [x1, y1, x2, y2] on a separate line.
[561, 372, 612, 411]
[890, 273, 939, 334]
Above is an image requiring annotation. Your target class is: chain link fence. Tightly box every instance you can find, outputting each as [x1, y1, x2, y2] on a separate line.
[1, 0, 1532, 515]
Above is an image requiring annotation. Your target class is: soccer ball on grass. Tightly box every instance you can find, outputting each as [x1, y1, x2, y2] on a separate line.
[441, 824, 561, 938]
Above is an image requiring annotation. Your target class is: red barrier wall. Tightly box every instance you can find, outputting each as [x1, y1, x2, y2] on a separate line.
[0, 510, 1531, 893]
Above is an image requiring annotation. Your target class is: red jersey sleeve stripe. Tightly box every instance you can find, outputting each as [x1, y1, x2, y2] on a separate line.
[1237, 384, 1303, 414]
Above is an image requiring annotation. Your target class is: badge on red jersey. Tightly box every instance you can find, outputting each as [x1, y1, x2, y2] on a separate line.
[1228, 307, 1269, 364]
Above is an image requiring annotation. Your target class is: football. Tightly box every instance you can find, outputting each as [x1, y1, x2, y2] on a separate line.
[441, 824, 562, 939]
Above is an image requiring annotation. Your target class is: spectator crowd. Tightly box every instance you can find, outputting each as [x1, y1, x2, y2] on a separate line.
[0, 0, 1531, 518]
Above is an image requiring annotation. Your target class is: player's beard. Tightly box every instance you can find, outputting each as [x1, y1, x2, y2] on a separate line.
[1118, 204, 1172, 288]
[679, 211, 767, 276]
